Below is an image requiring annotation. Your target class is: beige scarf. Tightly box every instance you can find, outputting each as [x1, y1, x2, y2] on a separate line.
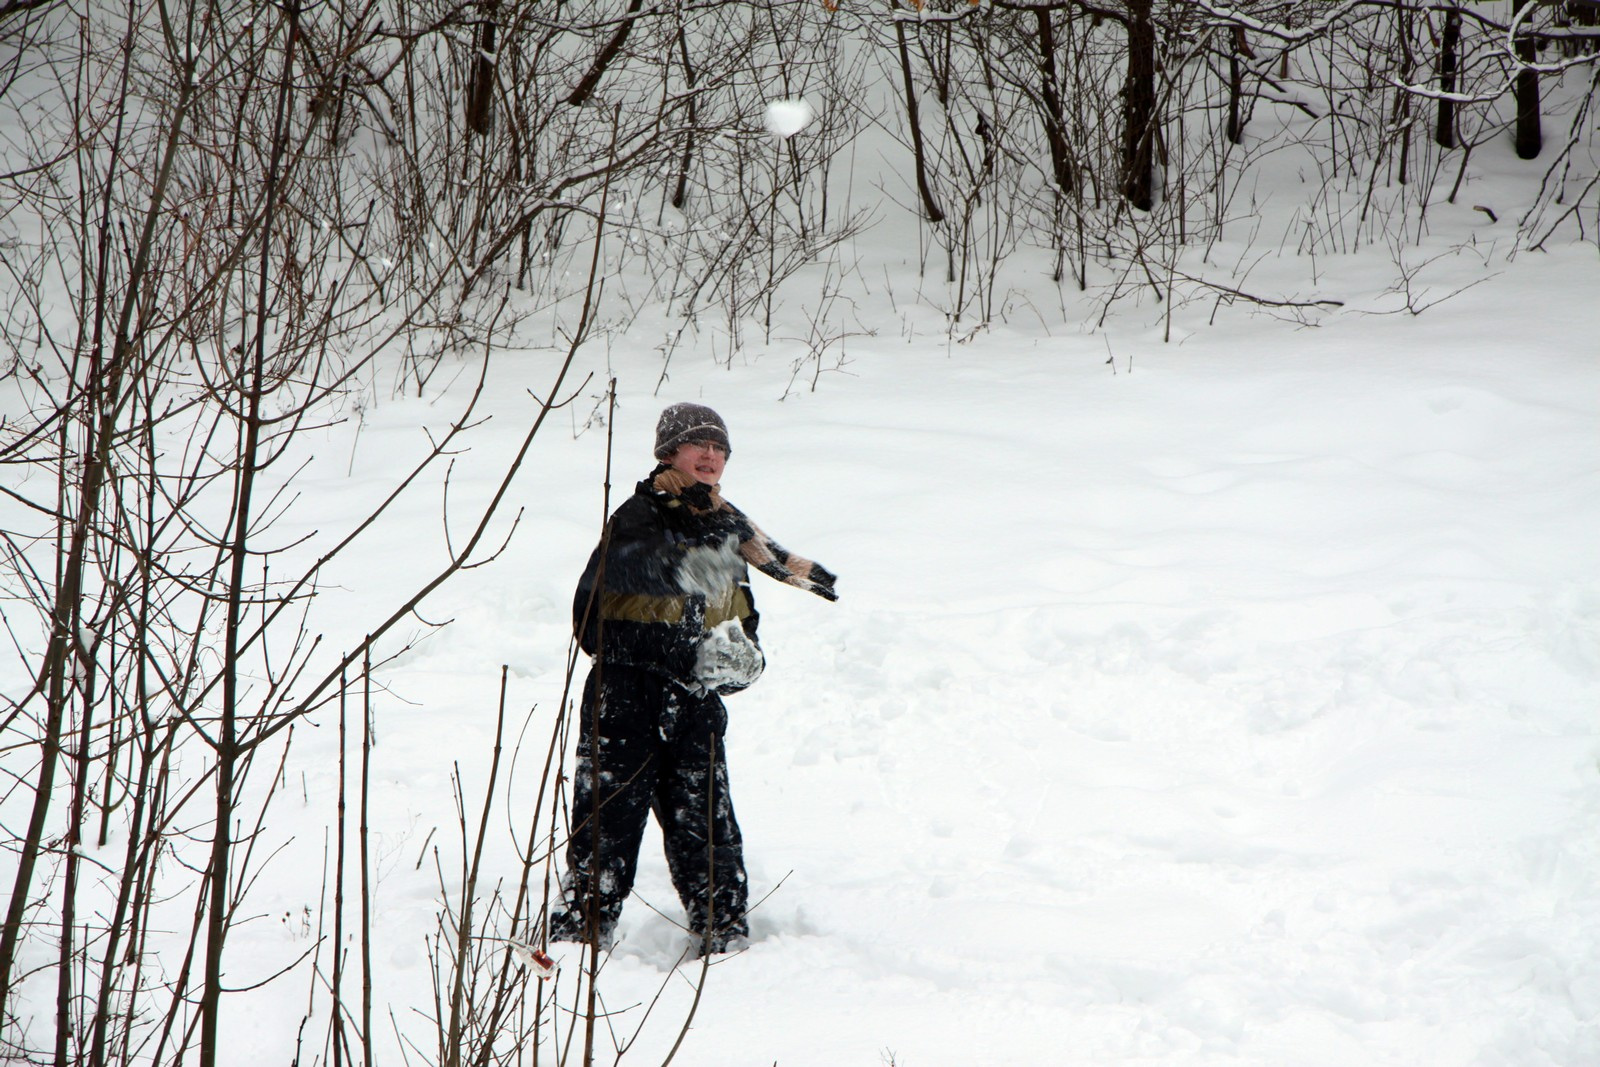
[651, 467, 839, 602]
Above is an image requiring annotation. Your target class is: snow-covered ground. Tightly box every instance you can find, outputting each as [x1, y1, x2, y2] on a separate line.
[211, 223, 1600, 1066]
[4, 38, 1599, 1065]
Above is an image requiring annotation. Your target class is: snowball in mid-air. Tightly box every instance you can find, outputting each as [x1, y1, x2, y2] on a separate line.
[764, 98, 815, 139]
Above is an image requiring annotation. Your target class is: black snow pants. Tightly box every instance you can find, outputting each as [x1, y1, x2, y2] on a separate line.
[557, 663, 749, 944]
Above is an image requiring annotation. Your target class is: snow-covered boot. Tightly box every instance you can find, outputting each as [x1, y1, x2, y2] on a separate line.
[690, 916, 749, 958]
[547, 908, 615, 950]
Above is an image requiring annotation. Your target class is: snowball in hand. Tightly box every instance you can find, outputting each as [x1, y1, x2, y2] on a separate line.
[694, 619, 764, 693]
[764, 98, 815, 139]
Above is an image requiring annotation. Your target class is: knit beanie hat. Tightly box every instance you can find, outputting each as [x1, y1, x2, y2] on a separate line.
[653, 402, 731, 460]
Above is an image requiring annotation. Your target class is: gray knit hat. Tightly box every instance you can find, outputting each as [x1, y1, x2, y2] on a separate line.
[653, 402, 731, 460]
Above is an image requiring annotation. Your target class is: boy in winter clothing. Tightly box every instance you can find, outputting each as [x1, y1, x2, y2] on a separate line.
[549, 403, 838, 958]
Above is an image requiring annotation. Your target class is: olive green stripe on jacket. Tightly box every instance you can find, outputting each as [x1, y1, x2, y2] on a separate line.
[599, 588, 751, 630]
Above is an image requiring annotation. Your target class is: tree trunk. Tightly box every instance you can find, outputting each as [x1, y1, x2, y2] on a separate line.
[893, 19, 945, 223]
[466, 2, 498, 135]
[1512, 0, 1542, 158]
[1435, 7, 1461, 149]
[1121, 0, 1157, 210]
[1035, 9, 1078, 194]
[671, 25, 696, 211]
[1226, 27, 1250, 145]
[1394, 8, 1415, 185]
[566, 0, 646, 107]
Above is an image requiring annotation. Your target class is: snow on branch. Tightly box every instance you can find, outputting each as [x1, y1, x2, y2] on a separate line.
[1181, 0, 1370, 43]
[1381, 75, 1507, 106]
[1504, 1, 1600, 75]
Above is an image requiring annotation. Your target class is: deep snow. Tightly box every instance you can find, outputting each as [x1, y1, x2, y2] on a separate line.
[210, 232, 1600, 1066]
[3, 53, 1599, 1067]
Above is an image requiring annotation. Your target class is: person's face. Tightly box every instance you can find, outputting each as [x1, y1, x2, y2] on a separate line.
[667, 439, 727, 485]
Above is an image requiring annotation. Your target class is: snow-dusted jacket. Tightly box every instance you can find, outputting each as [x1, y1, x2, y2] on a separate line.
[573, 470, 762, 692]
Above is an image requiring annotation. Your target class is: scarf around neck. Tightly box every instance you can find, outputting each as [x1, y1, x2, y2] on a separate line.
[648, 465, 839, 602]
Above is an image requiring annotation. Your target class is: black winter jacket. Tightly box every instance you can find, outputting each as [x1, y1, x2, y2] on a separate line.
[573, 474, 761, 691]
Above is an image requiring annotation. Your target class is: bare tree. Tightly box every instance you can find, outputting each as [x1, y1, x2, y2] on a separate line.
[0, 2, 585, 1062]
